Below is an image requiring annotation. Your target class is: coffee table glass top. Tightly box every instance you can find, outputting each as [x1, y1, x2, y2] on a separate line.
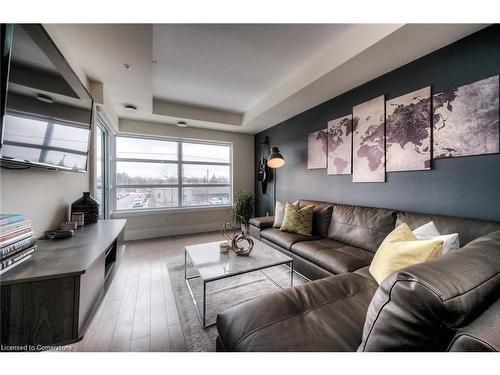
[184, 240, 293, 282]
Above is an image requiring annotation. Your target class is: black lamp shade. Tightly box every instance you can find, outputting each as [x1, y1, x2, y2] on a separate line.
[267, 146, 285, 168]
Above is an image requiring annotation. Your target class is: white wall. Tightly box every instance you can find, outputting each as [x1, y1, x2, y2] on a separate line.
[115, 119, 254, 240]
[0, 168, 89, 237]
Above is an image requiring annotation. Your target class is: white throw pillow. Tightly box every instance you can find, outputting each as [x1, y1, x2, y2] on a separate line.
[273, 200, 299, 228]
[412, 221, 460, 254]
[412, 221, 441, 237]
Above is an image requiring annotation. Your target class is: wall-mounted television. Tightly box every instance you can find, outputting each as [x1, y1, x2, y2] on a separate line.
[0, 24, 93, 172]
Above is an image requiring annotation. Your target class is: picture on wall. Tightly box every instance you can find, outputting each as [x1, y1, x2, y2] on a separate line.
[386, 86, 431, 171]
[433, 75, 499, 159]
[327, 115, 352, 175]
[307, 129, 328, 169]
[352, 95, 385, 182]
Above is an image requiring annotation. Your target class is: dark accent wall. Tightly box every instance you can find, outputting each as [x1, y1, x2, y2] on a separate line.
[254, 25, 500, 221]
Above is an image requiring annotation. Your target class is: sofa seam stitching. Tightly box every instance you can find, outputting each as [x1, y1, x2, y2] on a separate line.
[442, 272, 500, 302]
[328, 246, 373, 259]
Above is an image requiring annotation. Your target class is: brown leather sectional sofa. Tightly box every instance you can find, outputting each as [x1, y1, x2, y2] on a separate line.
[216, 199, 500, 351]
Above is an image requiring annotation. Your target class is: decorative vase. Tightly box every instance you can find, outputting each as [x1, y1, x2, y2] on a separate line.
[71, 192, 99, 225]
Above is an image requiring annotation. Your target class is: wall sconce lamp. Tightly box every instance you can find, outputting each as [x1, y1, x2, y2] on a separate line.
[267, 145, 285, 215]
[267, 146, 285, 169]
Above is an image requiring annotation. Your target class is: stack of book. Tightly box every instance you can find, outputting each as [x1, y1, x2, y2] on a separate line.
[0, 214, 37, 275]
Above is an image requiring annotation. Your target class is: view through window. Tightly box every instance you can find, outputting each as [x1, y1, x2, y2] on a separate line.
[115, 136, 231, 210]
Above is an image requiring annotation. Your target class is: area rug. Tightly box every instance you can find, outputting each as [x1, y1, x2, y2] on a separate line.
[166, 239, 307, 352]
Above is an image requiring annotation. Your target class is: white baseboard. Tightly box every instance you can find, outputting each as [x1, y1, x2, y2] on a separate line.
[124, 222, 222, 241]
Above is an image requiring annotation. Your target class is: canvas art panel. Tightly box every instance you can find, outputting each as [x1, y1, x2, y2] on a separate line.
[307, 129, 328, 169]
[433, 75, 499, 159]
[327, 115, 352, 175]
[386, 86, 431, 171]
[352, 95, 385, 182]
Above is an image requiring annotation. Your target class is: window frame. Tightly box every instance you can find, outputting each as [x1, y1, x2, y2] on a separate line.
[95, 111, 113, 219]
[112, 133, 233, 214]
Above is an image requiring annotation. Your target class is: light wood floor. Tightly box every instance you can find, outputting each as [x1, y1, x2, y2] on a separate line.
[71, 234, 199, 352]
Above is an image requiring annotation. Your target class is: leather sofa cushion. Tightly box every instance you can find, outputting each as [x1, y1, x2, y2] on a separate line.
[327, 204, 397, 252]
[260, 228, 319, 250]
[249, 216, 275, 229]
[298, 199, 333, 238]
[291, 239, 374, 275]
[396, 211, 500, 246]
[354, 266, 376, 282]
[216, 273, 378, 351]
[447, 298, 500, 352]
[360, 229, 500, 351]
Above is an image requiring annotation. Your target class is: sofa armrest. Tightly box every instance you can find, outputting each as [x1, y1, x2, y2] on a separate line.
[360, 229, 500, 352]
[249, 216, 275, 229]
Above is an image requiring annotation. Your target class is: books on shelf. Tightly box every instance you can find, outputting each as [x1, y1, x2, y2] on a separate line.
[0, 245, 36, 274]
[1, 236, 36, 261]
[0, 214, 24, 226]
[0, 219, 31, 235]
[0, 226, 33, 245]
[0, 214, 37, 274]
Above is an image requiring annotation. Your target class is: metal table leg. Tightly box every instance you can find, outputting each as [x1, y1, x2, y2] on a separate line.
[184, 250, 187, 280]
[184, 250, 210, 328]
[202, 281, 206, 328]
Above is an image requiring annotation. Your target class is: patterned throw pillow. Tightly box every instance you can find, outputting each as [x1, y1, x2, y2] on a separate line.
[273, 200, 299, 228]
[280, 203, 314, 236]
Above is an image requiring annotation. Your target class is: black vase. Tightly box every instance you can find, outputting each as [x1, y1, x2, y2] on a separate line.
[71, 192, 99, 225]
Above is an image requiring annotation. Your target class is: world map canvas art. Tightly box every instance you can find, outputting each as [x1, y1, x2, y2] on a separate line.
[307, 129, 328, 169]
[327, 115, 352, 175]
[352, 95, 385, 182]
[386, 87, 431, 171]
[433, 75, 499, 159]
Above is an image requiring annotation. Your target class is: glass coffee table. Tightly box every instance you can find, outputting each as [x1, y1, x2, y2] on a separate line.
[184, 239, 294, 328]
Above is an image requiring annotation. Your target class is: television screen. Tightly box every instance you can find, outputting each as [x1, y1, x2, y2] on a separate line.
[1, 24, 93, 172]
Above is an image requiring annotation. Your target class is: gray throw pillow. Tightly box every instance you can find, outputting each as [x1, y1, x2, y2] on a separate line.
[273, 200, 299, 228]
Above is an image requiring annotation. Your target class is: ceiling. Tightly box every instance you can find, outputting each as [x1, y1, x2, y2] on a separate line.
[152, 24, 356, 113]
[44, 23, 488, 134]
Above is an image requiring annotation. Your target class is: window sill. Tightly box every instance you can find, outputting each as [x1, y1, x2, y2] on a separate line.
[111, 205, 233, 218]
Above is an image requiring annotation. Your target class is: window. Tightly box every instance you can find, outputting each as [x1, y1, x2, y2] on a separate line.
[96, 125, 106, 218]
[95, 114, 111, 219]
[114, 136, 232, 211]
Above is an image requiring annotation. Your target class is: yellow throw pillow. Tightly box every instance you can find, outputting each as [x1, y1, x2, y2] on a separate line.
[280, 203, 314, 236]
[369, 223, 443, 284]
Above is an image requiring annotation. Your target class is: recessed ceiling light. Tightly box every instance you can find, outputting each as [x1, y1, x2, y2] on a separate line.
[37, 94, 53, 103]
[122, 63, 132, 70]
[177, 121, 188, 128]
[124, 104, 137, 111]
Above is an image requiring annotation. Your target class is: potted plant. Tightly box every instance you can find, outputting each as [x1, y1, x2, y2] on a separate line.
[233, 191, 255, 234]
